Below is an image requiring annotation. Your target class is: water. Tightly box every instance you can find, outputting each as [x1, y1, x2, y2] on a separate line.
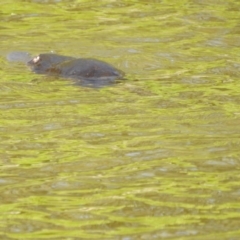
[1, 0, 240, 239]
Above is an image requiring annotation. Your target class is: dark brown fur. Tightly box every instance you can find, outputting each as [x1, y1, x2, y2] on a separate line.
[27, 53, 124, 82]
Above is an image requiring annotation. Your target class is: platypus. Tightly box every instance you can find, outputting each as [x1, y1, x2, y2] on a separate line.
[7, 52, 124, 87]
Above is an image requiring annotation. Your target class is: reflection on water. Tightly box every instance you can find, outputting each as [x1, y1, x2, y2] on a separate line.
[1, 0, 240, 239]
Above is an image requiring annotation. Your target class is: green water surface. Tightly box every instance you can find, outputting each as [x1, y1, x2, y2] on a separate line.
[1, 0, 240, 239]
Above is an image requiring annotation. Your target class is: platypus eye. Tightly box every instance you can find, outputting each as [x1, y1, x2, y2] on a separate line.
[33, 56, 40, 63]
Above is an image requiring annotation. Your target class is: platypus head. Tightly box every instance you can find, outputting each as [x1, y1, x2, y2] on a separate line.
[27, 53, 75, 74]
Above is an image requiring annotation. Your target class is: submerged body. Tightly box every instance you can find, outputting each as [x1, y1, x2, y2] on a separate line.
[28, 53, 124, 80]
[8, 52, 125, 87]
